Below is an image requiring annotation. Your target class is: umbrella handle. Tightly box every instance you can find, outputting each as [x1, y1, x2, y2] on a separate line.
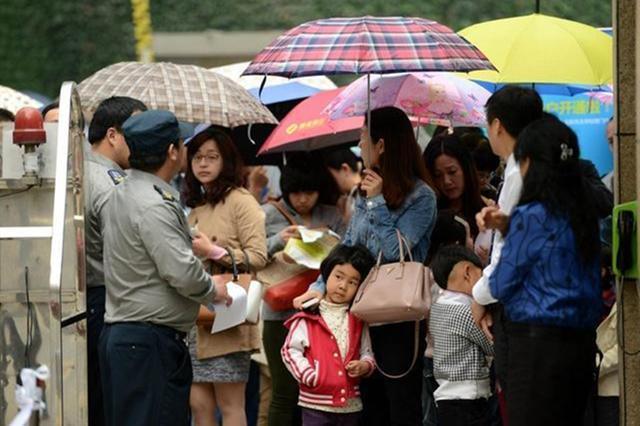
[258, 75, 267, 103]
[247, 123, 256, 145]
[366, 73, 373, 168]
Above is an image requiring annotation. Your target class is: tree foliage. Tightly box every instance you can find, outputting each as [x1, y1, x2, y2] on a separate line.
[0, 0, 611, 98]
[150, 0, 611, 31]
[0, 0, 136, 97]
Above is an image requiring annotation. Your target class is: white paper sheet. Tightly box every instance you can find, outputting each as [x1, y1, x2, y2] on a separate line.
[208, 282, 247, 334]
[245, 280, 262, 324]
[283, 228, 340, 269]
[298, 227, 324, 243]
[298, 226, 340, 243]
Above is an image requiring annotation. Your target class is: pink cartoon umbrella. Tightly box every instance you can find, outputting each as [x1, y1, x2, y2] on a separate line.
[324, 72, 492, 127]
[585, 90, 613, 106]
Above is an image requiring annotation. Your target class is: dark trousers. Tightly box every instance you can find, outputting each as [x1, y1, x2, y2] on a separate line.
[437, 399, 490, 426]
[584, 395, 620, 426]
[594, 397, 619, 426]
[489, 304, 508, 393]
[360, 321, 426, 426]
[422, 357, 439, 426]
[302, 408, 360, 426]
[87, 286, 106, 426]
[263, 320, 301, 426]
[246, 360, 261, 426]
[99, 322, 192, 426]
[505, 322, 596, 426]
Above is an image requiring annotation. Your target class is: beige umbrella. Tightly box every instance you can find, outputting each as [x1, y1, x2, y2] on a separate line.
[78, 61, 277, 127]
[0, 85, 43, 114]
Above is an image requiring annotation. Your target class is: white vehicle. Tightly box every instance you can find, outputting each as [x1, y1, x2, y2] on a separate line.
[1, 83, 88, 425]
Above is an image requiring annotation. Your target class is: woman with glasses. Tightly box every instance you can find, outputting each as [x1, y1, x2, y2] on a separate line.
[183, 125, 268, 426]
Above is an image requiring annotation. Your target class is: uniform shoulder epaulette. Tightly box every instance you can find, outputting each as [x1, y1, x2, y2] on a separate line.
[153, 184, 176, 202]
[107, 169, 126, 185]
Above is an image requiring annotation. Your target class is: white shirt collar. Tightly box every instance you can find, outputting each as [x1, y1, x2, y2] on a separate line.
[505, 153, 518, 174]
[437, 289, 473, 306]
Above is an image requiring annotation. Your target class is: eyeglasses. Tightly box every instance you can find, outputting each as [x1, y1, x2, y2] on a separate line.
[192, 154, 218, 164]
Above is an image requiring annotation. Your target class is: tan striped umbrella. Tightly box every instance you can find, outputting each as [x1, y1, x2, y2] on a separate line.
[0, 85, 43, 114]
[78, 61, 277, 127]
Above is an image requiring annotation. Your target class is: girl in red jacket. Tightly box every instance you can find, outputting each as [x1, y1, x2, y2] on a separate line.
[282, 244, 376, 426]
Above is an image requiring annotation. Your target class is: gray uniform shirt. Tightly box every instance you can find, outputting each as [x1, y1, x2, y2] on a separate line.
[102, 169, 215, 332]
[85, 151, 126, 288]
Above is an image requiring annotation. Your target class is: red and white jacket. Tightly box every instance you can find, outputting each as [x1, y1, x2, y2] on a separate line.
[282, 310, 375, 409]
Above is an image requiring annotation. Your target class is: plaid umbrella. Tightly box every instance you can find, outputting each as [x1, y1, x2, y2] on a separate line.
[243, 16, 494, 78]
[0, 85, 42, 115]
[78, 62, 277, 127]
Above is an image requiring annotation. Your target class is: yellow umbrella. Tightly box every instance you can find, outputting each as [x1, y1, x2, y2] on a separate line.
[459, 14, 612, 85]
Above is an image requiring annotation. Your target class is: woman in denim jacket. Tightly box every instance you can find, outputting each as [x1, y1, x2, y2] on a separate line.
[295, 107, 437, 426]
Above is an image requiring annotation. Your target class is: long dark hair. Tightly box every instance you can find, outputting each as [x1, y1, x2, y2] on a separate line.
[515, 117, 599, 264]
[183, 126, 244, 208]
[366, 107, 431, 209]
[423, 134, 484, 237]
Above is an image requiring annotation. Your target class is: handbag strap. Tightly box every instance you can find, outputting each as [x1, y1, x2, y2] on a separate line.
[394, 229, 413, 263]
[242, 249, 253, 275]
[376, 228, 413, 266]
[376, 321, 420, 380]
[269, 200, 299, 226]
[226, 248, 239, 281]
[208, 248, 238, 280]
[370, 230, 413, 273]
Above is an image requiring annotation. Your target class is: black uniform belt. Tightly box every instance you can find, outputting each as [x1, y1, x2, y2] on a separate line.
[107, 321, 187, 340]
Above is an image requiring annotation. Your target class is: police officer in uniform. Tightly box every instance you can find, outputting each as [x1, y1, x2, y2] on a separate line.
[85, 96, 147, 426]
[99, 110, 230, 426]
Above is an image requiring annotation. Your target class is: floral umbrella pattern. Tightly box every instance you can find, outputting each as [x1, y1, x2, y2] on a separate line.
[325, 73, 491, 127]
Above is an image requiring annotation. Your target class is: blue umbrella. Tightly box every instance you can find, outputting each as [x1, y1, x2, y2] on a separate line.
[473, 81, 612, 97]
[248, 82, 323, 105]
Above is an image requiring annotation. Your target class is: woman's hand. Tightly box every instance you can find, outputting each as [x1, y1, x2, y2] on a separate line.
[475, 245, 490, 265]
[193, 231, 226, 260]
[360, 169, 383, 198]
[192, 230, 214, 258]
[476, 206, 509, 234]
[279, 225, 300, 243]
[293, 290, 322, 310]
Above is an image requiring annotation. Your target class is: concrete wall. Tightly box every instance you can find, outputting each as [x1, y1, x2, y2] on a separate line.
[615, 1, 640, 424]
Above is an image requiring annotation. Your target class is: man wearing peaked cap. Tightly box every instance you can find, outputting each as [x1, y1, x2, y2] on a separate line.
[99, 109, 231, 426]
[85, 96, 147, 426]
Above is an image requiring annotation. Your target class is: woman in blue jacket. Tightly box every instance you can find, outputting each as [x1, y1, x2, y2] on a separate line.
[489, 117, 601, 425]
[295, 107, 437, 426]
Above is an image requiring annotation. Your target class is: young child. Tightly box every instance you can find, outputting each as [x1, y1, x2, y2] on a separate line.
[429, 245, 494, 426]
[281, 244, 376, 426]
[422, 210, 473, 426]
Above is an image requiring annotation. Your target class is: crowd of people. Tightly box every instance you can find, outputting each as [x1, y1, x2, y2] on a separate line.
[77, 84, 618, 426]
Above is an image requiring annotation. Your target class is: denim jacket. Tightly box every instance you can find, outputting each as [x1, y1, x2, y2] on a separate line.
[310, 180, 437, 294]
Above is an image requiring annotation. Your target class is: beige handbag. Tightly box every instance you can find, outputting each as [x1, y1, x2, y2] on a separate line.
[351, 230, 431, 325]
[351, 230, 432, 379]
